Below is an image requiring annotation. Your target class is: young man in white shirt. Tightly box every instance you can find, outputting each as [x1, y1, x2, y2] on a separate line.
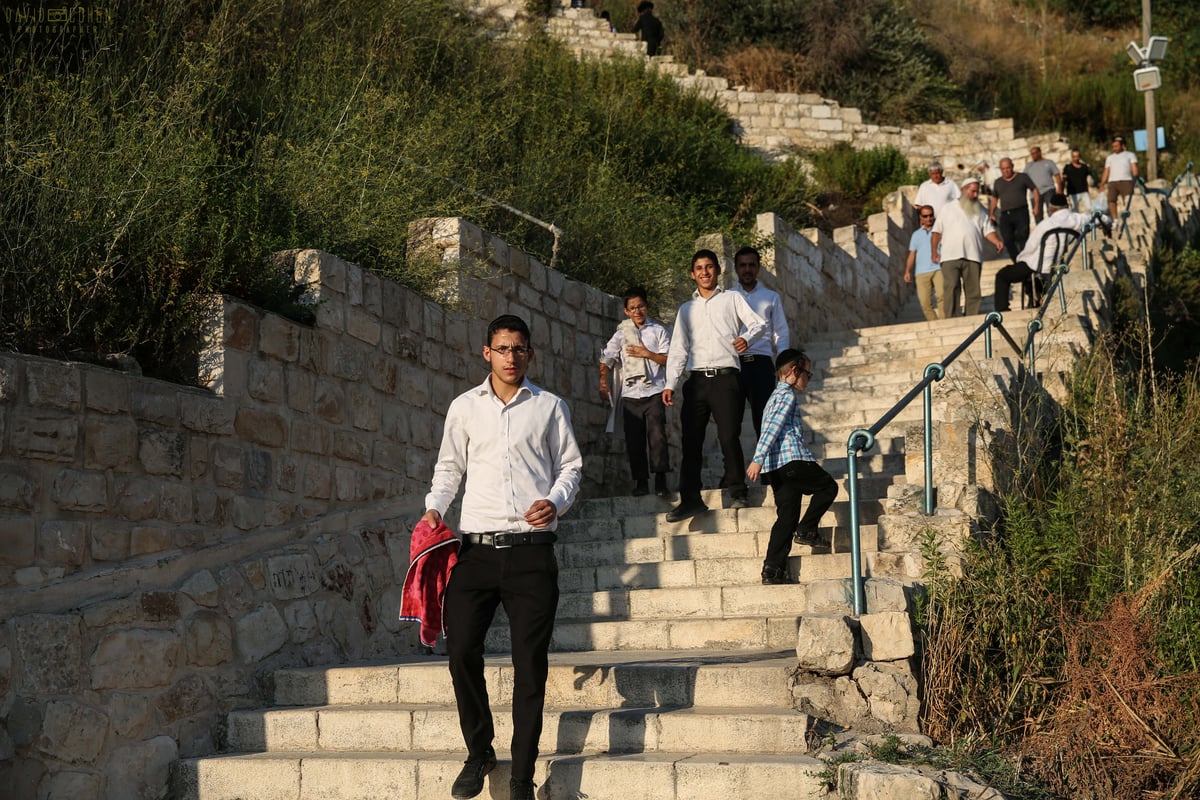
[663, 249, 766, 522]
[423, 314, 583, 800]
[1099, 135, 1139, 223]
[732, 246, 790, 436]
[599, 287, 672, 497]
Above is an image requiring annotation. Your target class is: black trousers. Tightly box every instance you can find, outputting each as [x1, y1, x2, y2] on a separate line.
[994, 261, 1035, 312]
[997, 208, 1030, 261]
[679, 371, 746, 501]
[738, 355, 776, 436]
[621, 393, 669, 480]
[764, 460, 838, 570]
[444, 542, 558, 782]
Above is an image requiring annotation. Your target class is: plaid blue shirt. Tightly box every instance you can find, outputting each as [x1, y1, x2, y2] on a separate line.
[750, 381, 817, 473]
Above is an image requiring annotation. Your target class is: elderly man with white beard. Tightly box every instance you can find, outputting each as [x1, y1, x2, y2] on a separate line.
[930, 176, 1005, 317]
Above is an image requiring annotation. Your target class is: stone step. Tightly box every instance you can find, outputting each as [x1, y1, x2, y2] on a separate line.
[171, 750, 829, 800]
[479, 578, 910, 653]
[550, 574, 906, 624]
[271, 650, 798, 708]
[226, 703, 812, 756]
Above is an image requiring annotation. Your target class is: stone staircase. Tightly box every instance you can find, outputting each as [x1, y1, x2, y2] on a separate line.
[171, 250, 1046, 799]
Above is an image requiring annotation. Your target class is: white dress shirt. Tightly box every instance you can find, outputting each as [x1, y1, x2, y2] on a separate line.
[665, 287, 766, 391]
[733, 283, 789, 359]
[931, 201, 996, 263]
[914, 178, 961, 212]
[1017, 207, 1096, 272]
[425, 377, 583, 533]
[599, 318, 670, 400]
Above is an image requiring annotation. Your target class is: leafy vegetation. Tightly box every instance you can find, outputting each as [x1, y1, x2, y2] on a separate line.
[920, 224, 1200, 797]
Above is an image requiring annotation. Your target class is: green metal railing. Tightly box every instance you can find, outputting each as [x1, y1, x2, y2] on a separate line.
[841, 213, 1105, 616]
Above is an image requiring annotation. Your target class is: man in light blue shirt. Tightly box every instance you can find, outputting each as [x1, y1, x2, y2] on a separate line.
[904, 205, 941, 321]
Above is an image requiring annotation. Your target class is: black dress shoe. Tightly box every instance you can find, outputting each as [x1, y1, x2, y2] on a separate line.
[793, 528, 820, 545]
[632, 480, 650, 496]
[665, 499, 708, 523]
[761, 565, 792, 585]
[654, 473, 671, 497]
[450, 751, 496, 799]
[509, 778, 536, 800]
[729, 493, 750, 509]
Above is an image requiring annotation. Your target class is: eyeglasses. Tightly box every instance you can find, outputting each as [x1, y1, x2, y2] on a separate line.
[626, 304, 648, 312]
[798, 369, 813, 379]
[490, 345, 531, 357]
[919, 213, 934, 219]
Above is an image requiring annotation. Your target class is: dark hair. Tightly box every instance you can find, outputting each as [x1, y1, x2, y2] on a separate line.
[775, 348, 808, 376]
[637, 1, 654, 12]
[691, 249, 721, 274]
[622, 287, 649, 307]
[486, 314, 530, 346]
[599, 10, 611, 18]
[733, 246, 760, 263]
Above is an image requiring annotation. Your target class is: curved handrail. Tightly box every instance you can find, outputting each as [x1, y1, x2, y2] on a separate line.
[1166, 162, 1196, 201]
[841, 213, 1106, 616]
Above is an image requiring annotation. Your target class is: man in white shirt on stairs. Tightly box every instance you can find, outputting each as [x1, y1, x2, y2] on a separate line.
[423, 314, 583, 800]
[663, 249, 766, 522]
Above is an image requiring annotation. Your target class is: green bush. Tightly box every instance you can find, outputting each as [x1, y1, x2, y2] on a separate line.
[806, 143, 922, 214]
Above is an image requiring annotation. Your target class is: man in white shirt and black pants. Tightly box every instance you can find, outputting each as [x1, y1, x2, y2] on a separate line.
[423, 314, 584, 800]
[732, 246, 790, 437]
[663, 249, 766, 522]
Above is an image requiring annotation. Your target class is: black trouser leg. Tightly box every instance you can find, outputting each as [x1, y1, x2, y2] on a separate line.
[795, 461, 838, 533]
[738, 357, 776, 436]
[679, 375, 710, 502]
[709, 372, 747, 493]
[499, 545, 559, 782]
[994, 261, 1033, 312]
[444, 543, 502, 760]
[622, 398, 650, 481]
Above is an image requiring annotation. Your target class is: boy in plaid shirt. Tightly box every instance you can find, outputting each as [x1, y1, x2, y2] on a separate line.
[746, 349, 838, 585]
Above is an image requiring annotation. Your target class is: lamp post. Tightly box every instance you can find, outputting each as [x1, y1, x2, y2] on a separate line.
[1127, 0, 1168, 182]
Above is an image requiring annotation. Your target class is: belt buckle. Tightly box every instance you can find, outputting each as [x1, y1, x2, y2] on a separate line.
[698, 367, 717, 377]
[492, 532, 514, 549]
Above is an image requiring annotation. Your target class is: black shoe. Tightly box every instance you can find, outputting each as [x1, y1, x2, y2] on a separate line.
[654, 473, 670, 497]
[509, 779, 536, 800]
[450, 751, 496, 799]
[761, 565, 792, 585]
[793, 528, 820, 546]
[632, 480, 650, 497]
[729, 493, 750, 510]
[665, 499, 708, 523]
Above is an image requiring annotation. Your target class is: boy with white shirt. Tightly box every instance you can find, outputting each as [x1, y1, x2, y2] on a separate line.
[423, 314, 583, 800]
[599, 287, 672, 497]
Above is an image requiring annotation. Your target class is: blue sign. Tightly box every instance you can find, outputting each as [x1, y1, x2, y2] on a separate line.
[1133, 127, 1166, 151]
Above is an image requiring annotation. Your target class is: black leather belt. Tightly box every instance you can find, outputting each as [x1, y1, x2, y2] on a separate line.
[691, 367, 739, 377]
[1001, 207, 1027, 214]
[463, 531, 557, 548]
[739, 354, 767, 362]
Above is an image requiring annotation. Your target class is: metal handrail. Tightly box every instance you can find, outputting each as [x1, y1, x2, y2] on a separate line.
[1166, 162, 1196, 201]
[841, 213, 1105, 616]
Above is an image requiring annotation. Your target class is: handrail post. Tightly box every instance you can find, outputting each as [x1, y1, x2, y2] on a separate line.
[1056, 263, 1069, 314]
[1026, 318, 1043, 365]
[922, 364, 946, 516]
[984, 311, 1001, 359]
[846, 428, 874, 616]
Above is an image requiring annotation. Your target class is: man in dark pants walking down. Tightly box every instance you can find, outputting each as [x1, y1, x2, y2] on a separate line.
[747, 349, 838, 584]
[663, 249, 766, 523]
[732, 246, 790, 437]
[423, 314, 583, 800]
